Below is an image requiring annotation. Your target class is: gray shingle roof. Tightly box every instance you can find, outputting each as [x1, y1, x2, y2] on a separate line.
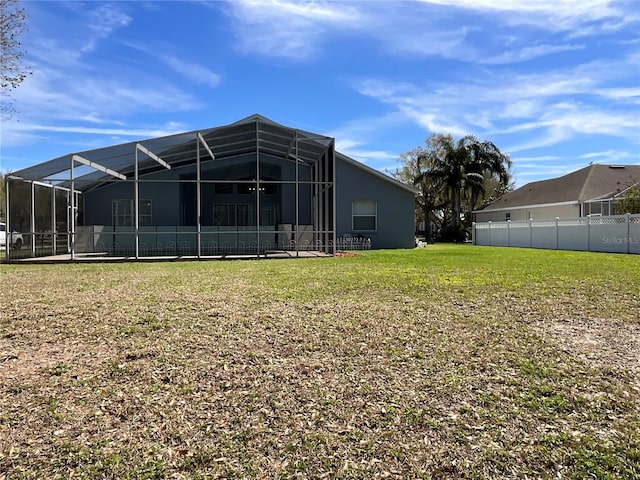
[479, 164, 640, 211]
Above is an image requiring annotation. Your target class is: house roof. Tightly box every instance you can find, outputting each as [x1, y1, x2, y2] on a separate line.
[336, 152, 418, 195]
[478, 164, 640, 212]
[10, 114, 416, 195]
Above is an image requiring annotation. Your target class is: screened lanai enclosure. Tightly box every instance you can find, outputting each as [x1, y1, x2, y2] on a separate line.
[5, 115, 337, 261]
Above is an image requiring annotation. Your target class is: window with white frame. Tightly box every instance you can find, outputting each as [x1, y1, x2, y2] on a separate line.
[352, 200, 377, 231]
[112, 199, 152, 226]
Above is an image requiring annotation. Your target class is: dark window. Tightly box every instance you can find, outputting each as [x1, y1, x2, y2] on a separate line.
[112, 199, 152, 226]
[213, 204, 277, 227]
[352, 200, 377, 231]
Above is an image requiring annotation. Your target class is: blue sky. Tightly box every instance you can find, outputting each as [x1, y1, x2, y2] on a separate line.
[1, 0, 639, 186]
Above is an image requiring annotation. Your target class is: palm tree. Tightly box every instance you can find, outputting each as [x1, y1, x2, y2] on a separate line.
[393, 146, 447, 244]
[413, 148, 448, 244]
[425, 135, 468, 235]
[418, 134, 511, 240]
[462, 137, 512, 227]
[396, 133, 511, 242]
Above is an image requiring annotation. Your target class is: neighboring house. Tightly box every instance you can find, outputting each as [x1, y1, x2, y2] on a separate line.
[474, 164, 640, 223]
[6, 115, 416, 258]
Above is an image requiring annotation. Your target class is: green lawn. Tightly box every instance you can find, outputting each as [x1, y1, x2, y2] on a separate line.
[1, 245, 638, 479]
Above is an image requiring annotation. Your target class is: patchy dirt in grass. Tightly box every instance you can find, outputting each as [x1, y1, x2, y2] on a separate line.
[335, 251, 362, 257]
[0, 340, 113, 384]
[534, 318, 640, 377]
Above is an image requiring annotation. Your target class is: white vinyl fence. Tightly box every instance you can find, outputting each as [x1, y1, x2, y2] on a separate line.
[472, 214, 640, 254]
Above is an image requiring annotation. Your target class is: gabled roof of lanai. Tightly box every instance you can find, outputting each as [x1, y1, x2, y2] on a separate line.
[11, 114, 416, 195]
[11, 114, 334, 190]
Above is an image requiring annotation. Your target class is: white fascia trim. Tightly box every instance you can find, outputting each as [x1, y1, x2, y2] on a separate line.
[473, 200, 579, 214]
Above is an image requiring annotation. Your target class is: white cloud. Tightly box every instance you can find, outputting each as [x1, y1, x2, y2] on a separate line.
[511, 155, 564, 162]
[481, 43, 585, 65]
[420, 0, 611, 15]
[12, 66, 199, 120]
[595, 87, 640, 101]
[328, 112, 410, 168]
[78, 114, 126, 126]
[504, 125, 574, 153]
[219, 0, 638, 63]
[334, 138, 363, 152]
[28, 38, 83, 67]
[339, 147, 399, 165]
[123, 42, 222, 89]
[501, 100, 543, 119]
[578, 150, 638, 163]
[378, 25, 472, 59]
[81, 4, 132, 53]
[2, 2, 225, 160]
[401, 109, 470, 138]
[2, 60, 201, 150]
[514, 164, 579, 180]
[9, 123, 185, 139]
[161, 55, 222, 89]
[223, 0, 361, 60]
[354, 51, 639, 154]
[418, 0, 628, 31]
[1, 120, 188, 151]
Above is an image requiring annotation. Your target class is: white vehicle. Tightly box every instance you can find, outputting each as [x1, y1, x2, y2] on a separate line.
[0, 222, 23, 249]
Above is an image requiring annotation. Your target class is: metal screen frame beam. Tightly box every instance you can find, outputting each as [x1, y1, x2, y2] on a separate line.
[196, 133, 202, 258]
[256, 118, 261, 258]
[331, 140, 336, 255]
[136, 144, 171, 170]
[135, 147, 140, 259]
[70, 159, 75, 260]
[72, 155, 127, 180]
[4, 176, 10, 261]
[197, 132, 215, 161]
[295, 132, 299, 257]
[134, 143, 171, 259]
[30, 181, 36, 257]
[52, 186, 57, 255]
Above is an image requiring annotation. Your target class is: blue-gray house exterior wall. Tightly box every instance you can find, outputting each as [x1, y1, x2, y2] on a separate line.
[83, 155, 415, 250]
[335, 156, 415, 249]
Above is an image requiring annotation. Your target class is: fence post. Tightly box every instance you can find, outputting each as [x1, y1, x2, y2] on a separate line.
[587, 216, 591, 252]
[627, 213, 631, 254]
[488, 221, 492, 246]
[555, 217, 559, 250]
[507, 220, 511, 246]
[472, 222, 476, 245]
[529, 218, 533, 248]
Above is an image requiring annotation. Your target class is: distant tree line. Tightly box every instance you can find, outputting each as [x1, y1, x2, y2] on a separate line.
[393, 133, 512, 243]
